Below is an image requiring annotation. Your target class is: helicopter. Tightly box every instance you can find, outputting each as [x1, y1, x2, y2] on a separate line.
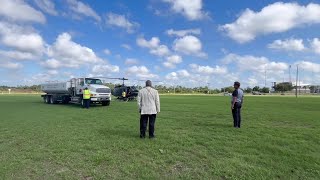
[107, 78, 139, 101]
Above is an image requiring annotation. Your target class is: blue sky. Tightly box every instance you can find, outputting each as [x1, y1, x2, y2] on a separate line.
[0, 0, 320, 88]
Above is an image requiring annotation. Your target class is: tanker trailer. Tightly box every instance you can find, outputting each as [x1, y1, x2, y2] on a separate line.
[41, 78, 111, 106]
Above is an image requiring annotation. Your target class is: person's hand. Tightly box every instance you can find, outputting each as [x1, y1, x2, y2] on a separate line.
[231, 105, 234, 110]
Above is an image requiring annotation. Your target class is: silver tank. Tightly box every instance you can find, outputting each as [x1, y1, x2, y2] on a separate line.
[41, 82, 71, 94]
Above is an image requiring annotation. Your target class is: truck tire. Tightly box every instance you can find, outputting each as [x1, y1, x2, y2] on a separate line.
[102, 101, 110, 106]
[46, 96, 51, 104]
[50, 96, 57, 104]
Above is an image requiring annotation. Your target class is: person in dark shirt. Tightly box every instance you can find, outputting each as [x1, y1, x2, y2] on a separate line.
[231, 81, 244, 128]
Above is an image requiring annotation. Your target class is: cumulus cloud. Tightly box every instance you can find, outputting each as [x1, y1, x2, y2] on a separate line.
[311, 38, 320, 54]
[222, 53, 289, 73]
[126, 66, 158, 79]
[221, 2, 320, 43]
[106, 13, 139, 33]
[166, 28, 201, 37]
[294, 61, 320, 73]
[0, 0, 46, 23]
[190, 64, 228, 75]
[173, 35, 207, 57]
[34, 0, 58, 16]
[0, 61, 23, 70]
[268, 38, 306, 52]
[162, 0, 207, 20]
[125, 58, 139, 65]
[0, 21, 45, 55]
[92, 64, 119, 74]
[44, 32, 103, 69]
[163, 55, 183, 69]
[0, 50, 37, 60]
[137, 37, 170, 57]
[67, 0, 101, 21]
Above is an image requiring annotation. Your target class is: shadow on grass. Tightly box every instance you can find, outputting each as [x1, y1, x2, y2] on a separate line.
[30, 101, 110, 109]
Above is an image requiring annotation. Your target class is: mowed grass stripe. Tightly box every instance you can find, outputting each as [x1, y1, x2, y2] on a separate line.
[0, 95, 319, 179]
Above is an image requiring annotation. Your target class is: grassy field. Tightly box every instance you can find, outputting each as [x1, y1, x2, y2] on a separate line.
[0, 95, 319, 179]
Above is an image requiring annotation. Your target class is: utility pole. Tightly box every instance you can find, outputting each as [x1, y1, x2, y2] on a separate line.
[289, 65, 291, 83]
[264, 68, 267, 87]
[295, 65, 299, 98]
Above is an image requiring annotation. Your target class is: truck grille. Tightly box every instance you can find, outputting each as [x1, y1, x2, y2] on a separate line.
[96, 88, 111, 93]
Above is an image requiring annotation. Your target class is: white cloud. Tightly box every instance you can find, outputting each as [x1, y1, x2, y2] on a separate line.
[167, 55, 182, 64]
[44, 32, 103, 69]
[294, 61, 320, 73]
[163, 55, 183, 69]
[165, 70, 191, 80]
[190, 64, 228, 75]
[173, 35, 207, 57]
[311, 38, 320, 54]
[0, 0, 46, 23]
[125, 58, 139, 65]
[165, 72, 178, 80]
[222, 53, 288, 73]
[92, 64, 120, 74]
[106, 13, 139, 33]
[163, 62, 176, 69]
[166, 28, 201, 37]
[0, 21, 45, 55]
[67, 0, 101, 21]
[162, 0, 207, 20]
[221, 2, 320, 43]
[0, 61, 23, 70]
[268, 38, 306, 52]
[121, 44, 132, 50]
[137, 37, 170, 57]
[34, 0, 58, 16]
[150, 45, 170, 57]
[126, 66, 158, 79]
[0, 50, 37, 60]
[103, 49, 111, 55]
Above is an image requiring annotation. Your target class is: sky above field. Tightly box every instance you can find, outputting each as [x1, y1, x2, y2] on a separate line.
[0, 0, 320, 88]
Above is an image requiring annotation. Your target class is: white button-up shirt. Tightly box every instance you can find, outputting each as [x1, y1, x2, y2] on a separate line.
[137, 87, 160, 115]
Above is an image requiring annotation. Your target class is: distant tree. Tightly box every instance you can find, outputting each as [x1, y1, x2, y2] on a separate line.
[253, 86, 260, 92]
[221, 86, 234, 93]
[212, 89, 221, 94]
[244, 87, 252, 93]
[274, 82, 293, 92]
[261, 87, 270, 93]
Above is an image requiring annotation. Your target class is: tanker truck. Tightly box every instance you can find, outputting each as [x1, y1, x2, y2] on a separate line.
[41, 77, 111, 106]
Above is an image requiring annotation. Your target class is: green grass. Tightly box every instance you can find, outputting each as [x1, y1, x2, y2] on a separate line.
[0, 95, 319, 179]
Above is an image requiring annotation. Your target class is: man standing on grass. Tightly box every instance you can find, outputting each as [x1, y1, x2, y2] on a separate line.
[231, 81, 244, 128]
[138, 80, 160, 139]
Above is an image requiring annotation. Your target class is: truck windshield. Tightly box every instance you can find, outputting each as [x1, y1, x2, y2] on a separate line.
[85, 78, 103, 85]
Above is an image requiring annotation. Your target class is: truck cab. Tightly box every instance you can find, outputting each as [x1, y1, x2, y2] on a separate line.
[73, 78, 112, 106]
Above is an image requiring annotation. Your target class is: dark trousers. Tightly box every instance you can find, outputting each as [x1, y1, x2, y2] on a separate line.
[232, 103, 242, 128]
[140, 114, 156, 137]
[83, 99, 90, 109]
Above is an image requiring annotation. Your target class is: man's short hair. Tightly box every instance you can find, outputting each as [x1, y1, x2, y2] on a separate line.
[146, 80, 152, 87]
[234, 81, 240, 86]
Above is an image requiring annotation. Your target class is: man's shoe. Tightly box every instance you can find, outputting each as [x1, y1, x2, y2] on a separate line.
[140, 135, 145, 138]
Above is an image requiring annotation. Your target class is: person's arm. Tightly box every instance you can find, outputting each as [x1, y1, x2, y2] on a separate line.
[155, 90, 160, 113]
[137, 91, 142, 113]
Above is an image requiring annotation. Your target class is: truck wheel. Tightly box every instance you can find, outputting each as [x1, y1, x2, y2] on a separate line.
[46, 96, 51, 104]
[102, 101, 110, 106]
[50, 96, 57, 104]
